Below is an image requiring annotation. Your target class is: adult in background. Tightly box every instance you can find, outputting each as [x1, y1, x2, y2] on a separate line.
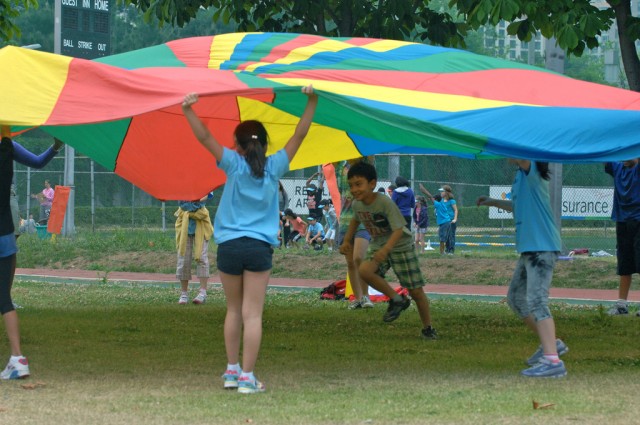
[605, 159, 640, 316]
[391, 176, 415, 229]
[31, 179, 55, 223]
[477, 160, 567, 378]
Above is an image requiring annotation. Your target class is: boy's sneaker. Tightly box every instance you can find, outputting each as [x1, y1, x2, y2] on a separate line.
[607, 304, 629, 315]
[383, 295, 411, 322]
[521, 358, 567, 378]
[348, 299, 362, 310]
[237, 376, 266, 394]
[421, 326, 438, 340]
[0, 356, 30, 380]
[222, 369, 241, 389]
[526, 339, 569, 366]
[360, 295, 374, 309]
[178, 294, 189, 305]
[192, 293, 206, 305]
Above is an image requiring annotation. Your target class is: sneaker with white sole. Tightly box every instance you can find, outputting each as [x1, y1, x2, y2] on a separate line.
[521, 358, 567, 378]
[0, 356, 30, 380]
[421, 326, 438, 340]
[360, 295, 374, 309]
[178, 293, 189, 305]
[348, 299, 362, 310]
[607, 304, 629, 315]
[526, 339, 569, 366]
[222, 369, 241, 389]
[192, 293, 206, 304]
[383, 295, 411, 322]
[237, 376, 266, 394]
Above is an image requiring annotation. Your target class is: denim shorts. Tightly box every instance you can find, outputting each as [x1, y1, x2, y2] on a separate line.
[336, 228, 371, 248]
[507, 251, 558, 322]
[217, 237, 274, 275]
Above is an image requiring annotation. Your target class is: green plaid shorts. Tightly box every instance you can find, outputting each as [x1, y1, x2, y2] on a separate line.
[369, 247, 425, 290]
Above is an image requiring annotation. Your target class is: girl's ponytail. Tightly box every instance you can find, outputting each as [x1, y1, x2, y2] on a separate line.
[536, 162, 551, 180]
[235, 120, 268, 178]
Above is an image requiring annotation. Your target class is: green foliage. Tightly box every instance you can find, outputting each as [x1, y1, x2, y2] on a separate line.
[453, 0, 616, 58]
[125, 0, 468, 46]
[0, 0, 38, 41]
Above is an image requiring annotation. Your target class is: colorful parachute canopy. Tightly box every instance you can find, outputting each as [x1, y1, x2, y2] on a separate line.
[1, 32, 640, 200]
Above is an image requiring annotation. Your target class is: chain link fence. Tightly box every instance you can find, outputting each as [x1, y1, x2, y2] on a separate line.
[13, 140, 616, 254]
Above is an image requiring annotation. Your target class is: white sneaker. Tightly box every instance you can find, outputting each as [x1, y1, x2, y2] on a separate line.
[360, 295, 374, 308]
[0, 356, 30, 380]
[192, 292, 206, 304]
[178, 293, 189, 305]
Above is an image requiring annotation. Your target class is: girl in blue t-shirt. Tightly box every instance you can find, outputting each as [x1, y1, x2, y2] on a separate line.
[440, 185, 458, 254]
[182, 86, 317, 394]
[476, 160, 566, 379]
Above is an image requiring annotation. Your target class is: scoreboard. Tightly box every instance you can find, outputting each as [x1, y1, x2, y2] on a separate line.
[60, 0, 111, 59]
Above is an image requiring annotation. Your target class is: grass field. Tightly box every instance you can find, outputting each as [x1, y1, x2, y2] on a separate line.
[1, 281, 639, 425]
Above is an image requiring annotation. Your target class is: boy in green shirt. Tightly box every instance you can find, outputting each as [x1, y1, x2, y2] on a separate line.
[339, 162, 437, 339]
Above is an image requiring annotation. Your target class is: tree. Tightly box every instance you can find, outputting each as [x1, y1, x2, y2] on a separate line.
[0, 0, 38, 41]
[450, 0, 640, 91]
[125, 0, 467, 46]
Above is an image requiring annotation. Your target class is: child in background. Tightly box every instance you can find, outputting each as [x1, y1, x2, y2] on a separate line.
[305, 216, 325, 250]
[182, 85, 317, 393]
[420, 184, 451, 255]
[175, 192, 214, 305]
[304, 171, 325, 220]
[283, 208, 308, 249]
[340, 162, 437, 339]
[413, 196, 429, 253]
[440, 185, 458, 254]
[321, 200, 337, 251]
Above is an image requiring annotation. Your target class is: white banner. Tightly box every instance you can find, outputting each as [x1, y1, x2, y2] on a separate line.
[285, 178, 392, 215]
[488, 186, 613, 219]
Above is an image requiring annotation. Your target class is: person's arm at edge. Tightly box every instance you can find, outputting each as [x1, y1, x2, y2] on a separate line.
[284, 85, 318, 161]
[418, 183, 434, 200]
[476, 196, 513, 212]
[182, 93, 223, 162]
[12, 138, 63, 169]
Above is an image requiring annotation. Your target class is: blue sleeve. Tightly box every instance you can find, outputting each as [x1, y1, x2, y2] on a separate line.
[13, 141, 58, 168]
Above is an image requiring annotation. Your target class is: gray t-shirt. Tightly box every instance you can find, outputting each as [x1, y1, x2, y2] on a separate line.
[352, 193, 413, 252]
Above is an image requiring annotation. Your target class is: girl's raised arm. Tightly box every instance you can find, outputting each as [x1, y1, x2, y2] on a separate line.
[182, 93, 224, 162]
[285, 85, 318, 161]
